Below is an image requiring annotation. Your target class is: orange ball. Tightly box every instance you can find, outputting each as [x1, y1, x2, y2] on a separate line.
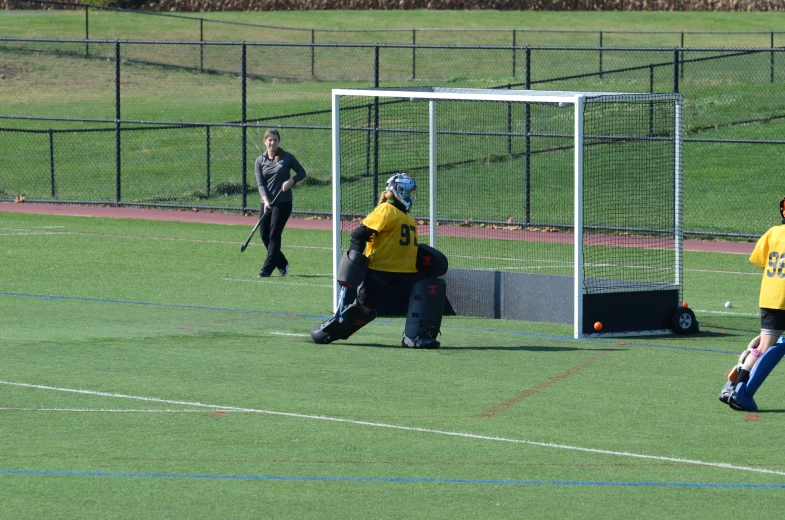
[682, 301, 689, 308]
[593, 321, 603, 331]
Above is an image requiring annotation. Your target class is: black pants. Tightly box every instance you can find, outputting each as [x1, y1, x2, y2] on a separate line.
[356, 268, 421, 311]
[259, 200, 292, 275]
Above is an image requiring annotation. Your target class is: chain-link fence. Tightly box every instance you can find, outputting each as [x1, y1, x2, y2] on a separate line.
[1, 36, 783, 238]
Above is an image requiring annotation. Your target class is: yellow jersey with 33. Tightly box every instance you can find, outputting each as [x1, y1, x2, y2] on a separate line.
[750, 224, 785, 310]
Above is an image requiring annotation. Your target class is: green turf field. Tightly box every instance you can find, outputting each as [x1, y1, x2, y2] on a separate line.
[2, 210, 782, 519]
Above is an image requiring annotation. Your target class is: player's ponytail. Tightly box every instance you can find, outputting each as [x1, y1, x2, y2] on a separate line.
[378, 190, 394, 206]
[780, 196, 785, 224]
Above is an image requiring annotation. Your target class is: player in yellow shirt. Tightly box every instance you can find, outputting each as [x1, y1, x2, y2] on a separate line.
[311, 173, 447, 348]
[720, 197, 785, 411]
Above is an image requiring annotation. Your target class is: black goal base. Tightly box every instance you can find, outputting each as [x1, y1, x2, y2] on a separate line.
[582, 289, 680, 335]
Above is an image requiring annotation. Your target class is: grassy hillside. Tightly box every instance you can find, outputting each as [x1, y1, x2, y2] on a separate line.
[1, 10, 784, 237]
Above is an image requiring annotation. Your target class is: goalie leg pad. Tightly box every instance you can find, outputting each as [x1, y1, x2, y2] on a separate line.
[311, 302, 376, 344]
[744, 336, 785, 396]
[402, 277, 446, 349]
[728, 337, 785, 411]
[337, 250, 369, 288]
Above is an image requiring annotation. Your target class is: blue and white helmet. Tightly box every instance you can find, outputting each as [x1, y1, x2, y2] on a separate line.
[385, 173, 417, 212]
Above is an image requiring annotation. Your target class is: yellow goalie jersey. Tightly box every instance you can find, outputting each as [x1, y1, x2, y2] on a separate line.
[362, 201, 419, 273]
[750, 224, 785, 310]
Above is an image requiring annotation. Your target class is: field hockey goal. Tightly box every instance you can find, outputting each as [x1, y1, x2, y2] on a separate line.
[331, 87, 687, 338]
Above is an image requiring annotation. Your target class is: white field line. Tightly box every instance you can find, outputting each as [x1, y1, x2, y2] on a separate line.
[0, 232, 66, 237]
[689, 268, 759, 276]
[0, 407, 210, 413]
[221, 278, 331, 288]
[693, 309, 760, 318]
[0, 227, 330, 250]
[271, 332, 311, 337]
[2, 380, 784, 478]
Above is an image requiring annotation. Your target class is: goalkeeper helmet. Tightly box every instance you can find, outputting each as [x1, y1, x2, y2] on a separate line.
[385, 173, 417, 212]
[781, 197, 785, 222]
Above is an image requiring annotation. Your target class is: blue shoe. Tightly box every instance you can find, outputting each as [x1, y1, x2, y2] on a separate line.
[718, 381, 734, 404]
[278, 263, 289, 276]
[728, 382, 758, 412]
[258, 270, 272, 278]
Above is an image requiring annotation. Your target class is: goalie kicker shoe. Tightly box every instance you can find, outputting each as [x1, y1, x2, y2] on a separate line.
[402, 331, 440, 349]
[718, 380, 734, 404]
[727, 382, 759, 412]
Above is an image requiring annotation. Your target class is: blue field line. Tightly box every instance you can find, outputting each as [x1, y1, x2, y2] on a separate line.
[1, 468, 782, 488]
[1, 291, 737, 355]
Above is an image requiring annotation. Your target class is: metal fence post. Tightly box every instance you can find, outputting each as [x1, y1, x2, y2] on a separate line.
[49, 129, 55, 197]
[84, 5, 89, 58]
[241, 43, 248, 212]
[115, 41, 121, 206]
[649, 64, 655, 136]
[411, 29, 416, 80]
[205, 126, 211, 198]
[365, 106, 372, 179]
[771, 32, 775, 83]
[200, 18, 204, 72]
[374, 44, 379, 87]
[512, 29, 516, 78]
[599, 31, 603, 80]
[680, 32, 684, 80]
[673, 48, 680, 94]
[372, 42, 380, 203]
[311, 29, 315, 78]
[507, 84, 512, 155]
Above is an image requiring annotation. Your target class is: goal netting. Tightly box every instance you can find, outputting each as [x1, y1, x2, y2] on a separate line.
[331, 87, 683, 338]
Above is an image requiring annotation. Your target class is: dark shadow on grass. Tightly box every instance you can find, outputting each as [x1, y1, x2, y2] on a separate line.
[700, 322, 759, 334]
[674, 331, 738, 339]
[332, 343, 624, 352]
[442, 345, 626, 352]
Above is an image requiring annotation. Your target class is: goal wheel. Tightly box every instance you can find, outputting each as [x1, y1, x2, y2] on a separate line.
[671, 307, 699, 334]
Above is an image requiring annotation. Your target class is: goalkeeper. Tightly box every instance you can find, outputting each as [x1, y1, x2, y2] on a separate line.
[311, 173, 447, 348]
[720, 197, 785, 411]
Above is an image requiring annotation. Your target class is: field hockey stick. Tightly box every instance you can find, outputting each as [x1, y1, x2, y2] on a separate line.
[335, 284, 348, 323]
[239, 190, 282, 252]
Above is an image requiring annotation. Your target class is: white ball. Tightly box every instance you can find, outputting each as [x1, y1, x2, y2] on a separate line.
[558, 102, 569, 108]
[725, 301, 733, 308]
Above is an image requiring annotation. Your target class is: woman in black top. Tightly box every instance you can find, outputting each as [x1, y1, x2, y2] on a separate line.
[254, 129, 307, 277]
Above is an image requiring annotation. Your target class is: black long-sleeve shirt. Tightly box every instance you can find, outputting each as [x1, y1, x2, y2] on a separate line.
[254, 150, 307, 205]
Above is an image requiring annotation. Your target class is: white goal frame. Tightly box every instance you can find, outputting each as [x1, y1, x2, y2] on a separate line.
[331, 87, 683, 339]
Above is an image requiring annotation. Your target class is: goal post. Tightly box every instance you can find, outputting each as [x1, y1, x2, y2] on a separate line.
[331, 87, 684, 338]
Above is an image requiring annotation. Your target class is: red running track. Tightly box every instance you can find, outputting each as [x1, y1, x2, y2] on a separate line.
[0, 202, 754, 255]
